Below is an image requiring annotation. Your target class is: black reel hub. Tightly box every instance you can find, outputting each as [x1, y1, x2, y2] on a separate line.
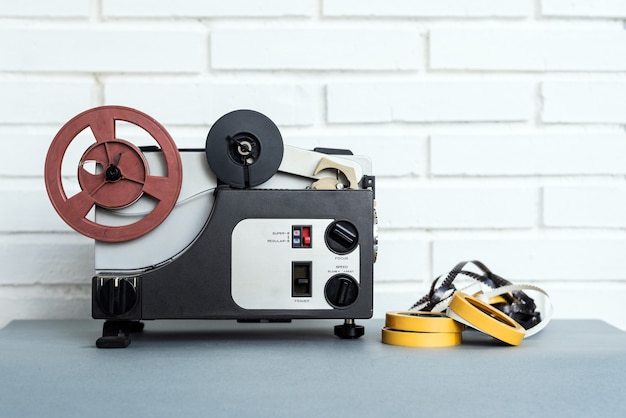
[105, 152, 123, 182]
[206, 110, 284, 188]
[227, 132, 260, 165]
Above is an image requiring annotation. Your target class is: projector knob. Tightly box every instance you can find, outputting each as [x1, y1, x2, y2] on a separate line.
[325, 275, 359, 308]
[325, 221, 358, 254]
[98, 278, 138, 316]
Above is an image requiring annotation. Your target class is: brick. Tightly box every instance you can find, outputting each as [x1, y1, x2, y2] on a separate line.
[323, 0, 529, 17]
[542, 0, 626, 18]
[211, 29, 421, 70]
[327, 82, 532, 123]
[433, 239, 626, 280]
[542, 82, 626, 124]
[0, 285, 91, 329]
[103, 0, 316, 17]
[287, 135, 424, 177]
[0, 130, 49, 176]
[0, 235, 93, 285]
[543, 282, 626, 330]
[431, 134, 626, 176]
[104, 80, 317, 126]
[0, 180, 77, 232]
[0, 79, 92, 124]
[544, 186, 626, 228]
[0, 28, 205, 73]
[0, 128, 91, 177]
[373, 283, 434, 318]
[373, 233, 429, 282]
[376, 181, 537, 229]
[151, 127, 205, 149]
[431, 29, 626, 71]
[0, 0, 89, 17]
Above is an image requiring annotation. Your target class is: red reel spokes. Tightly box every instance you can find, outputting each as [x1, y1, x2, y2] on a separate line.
[44, 106, 182, 242]
[78, 139, 148, 209]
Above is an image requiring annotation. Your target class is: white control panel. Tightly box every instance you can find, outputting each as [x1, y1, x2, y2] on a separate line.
[231, 218, 361, 310]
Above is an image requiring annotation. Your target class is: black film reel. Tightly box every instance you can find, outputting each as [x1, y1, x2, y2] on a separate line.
[205, 110, 284, 188]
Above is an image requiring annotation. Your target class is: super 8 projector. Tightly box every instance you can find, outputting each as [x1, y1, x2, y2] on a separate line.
[44, 106, 377, 348]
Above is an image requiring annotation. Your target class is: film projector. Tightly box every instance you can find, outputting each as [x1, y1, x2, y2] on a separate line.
[44, 106, 377, 348]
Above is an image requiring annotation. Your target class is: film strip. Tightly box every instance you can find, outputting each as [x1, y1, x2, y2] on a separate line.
[382, 261, 552, 347]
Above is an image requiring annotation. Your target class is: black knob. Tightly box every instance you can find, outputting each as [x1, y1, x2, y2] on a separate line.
[98, 278, 138, 316]
[325, 275, 359, 308]
[105, 165, 122, 181]
[325, 221, 358, 254]
[105, 152, 123, 181]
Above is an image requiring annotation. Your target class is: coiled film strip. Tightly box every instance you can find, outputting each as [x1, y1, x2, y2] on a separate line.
[409, 261, 552, 337]
[382, 261, 551, 347]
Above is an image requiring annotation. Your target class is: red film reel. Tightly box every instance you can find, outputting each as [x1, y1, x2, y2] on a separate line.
[44, 106, 182, 242]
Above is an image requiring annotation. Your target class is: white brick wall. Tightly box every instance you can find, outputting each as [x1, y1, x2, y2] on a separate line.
[103, 0, 317, 18]
[544, 186, 626, 227]
[0, 79, 93, 124]
[0, 27, 206, 73]
[322, 0, 531, 17]
[0, 0, 89, 17]
[541, 0, 626, 18]
[430, 29, 626, 71]
[104, 80, 317, 126]
[377, 182, 537, 229]
[542, 82, 626, 123]
[431, 135, 626, 176]
[211, 29, 422, 70]
[327, 82, 533, 123]
[2, 0, 626, 331]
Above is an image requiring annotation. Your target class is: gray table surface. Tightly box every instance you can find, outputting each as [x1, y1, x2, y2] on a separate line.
[0, 318, 624, 417]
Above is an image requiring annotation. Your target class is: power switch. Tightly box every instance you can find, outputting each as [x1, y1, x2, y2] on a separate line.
[292, 262, 312, 297]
